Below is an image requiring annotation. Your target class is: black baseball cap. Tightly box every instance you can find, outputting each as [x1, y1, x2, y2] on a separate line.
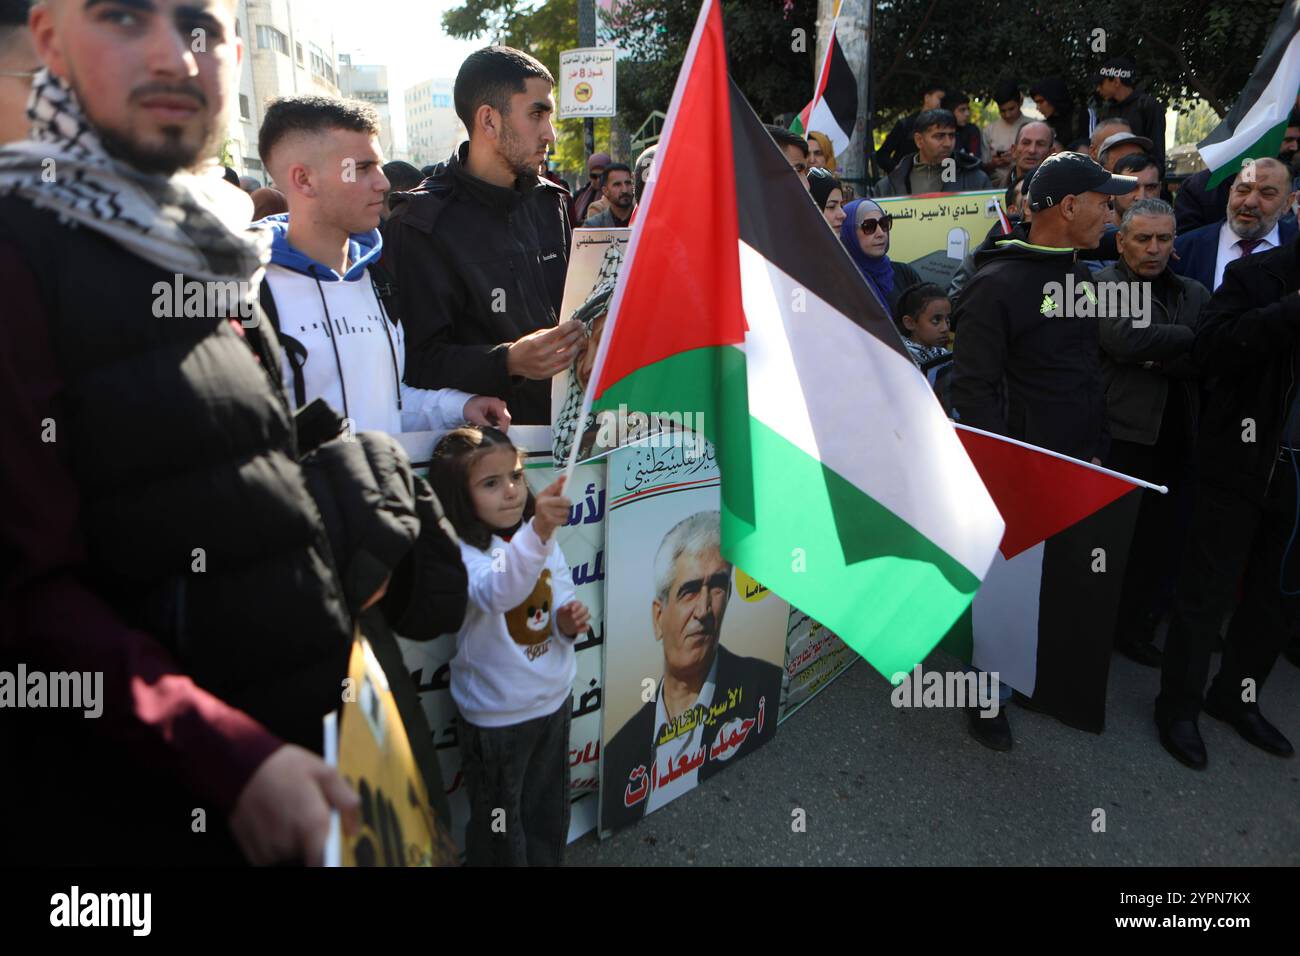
[1027, 151, 1137, 211]
[1093, 56, 1138, 87]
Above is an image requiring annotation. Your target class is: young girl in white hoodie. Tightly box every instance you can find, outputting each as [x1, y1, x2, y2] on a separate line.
[429, 426, 589, 866]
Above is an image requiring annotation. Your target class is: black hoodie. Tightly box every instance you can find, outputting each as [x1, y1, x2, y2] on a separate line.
[950, 227, 1109, 461]
[381, 143, 572, 425]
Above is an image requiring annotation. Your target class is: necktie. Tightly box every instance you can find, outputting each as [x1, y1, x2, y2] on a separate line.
[1237, 238, 1263, 257]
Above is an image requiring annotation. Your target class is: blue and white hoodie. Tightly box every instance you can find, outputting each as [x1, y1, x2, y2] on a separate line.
[261, 214, 472, 434]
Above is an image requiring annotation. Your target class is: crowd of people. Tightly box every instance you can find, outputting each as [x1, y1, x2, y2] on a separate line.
[0, 0, 1297, 870]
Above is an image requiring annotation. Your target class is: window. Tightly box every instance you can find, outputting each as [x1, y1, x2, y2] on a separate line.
[239, 94, 250, 121]
[256, 25, 288, 57]
[296, 43, 304, 65]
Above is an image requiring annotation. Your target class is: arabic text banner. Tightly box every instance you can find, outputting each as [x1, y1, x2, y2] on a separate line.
[778, 608, 857, 723]
[875, 189, 1004, 287]
[598, 438, 789, 836]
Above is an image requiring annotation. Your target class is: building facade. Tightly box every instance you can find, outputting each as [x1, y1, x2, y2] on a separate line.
[226, 0, 344, 186]
[338, 55, 395, 160]
[403, 78, 466, 170]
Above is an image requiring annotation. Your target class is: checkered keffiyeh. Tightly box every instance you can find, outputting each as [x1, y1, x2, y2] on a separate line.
[0, 70, 269, 299]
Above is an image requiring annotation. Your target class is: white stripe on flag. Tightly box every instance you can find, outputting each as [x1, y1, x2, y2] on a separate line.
[1201, 30, 1300, 171]
[808, 96, 851, 157]
[971, 541, 1044, 696]
[737, 240, 1004, 580]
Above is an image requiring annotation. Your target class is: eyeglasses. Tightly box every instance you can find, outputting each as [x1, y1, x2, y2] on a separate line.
[860, 215, 894, 235]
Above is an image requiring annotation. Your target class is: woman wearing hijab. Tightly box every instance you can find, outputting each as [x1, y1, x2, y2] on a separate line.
[806, 131, 838, 172]
[807, 167, 846, 231]
[837, 197, 922, 314]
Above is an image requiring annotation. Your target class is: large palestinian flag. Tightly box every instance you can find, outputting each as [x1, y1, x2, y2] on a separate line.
[790, 12, 858, 156]
[1200, 0, 1300, 188]
[576, 0, 1005, 680]
[942, 426, 1146, 732]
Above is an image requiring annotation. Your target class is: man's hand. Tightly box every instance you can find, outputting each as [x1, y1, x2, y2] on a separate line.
[532, 475, 572, 543]
[463, 395, 512, 432]
[229, 745, 360, 867]
[556, 600, 591, 637]
[586, 197, 610, 217]
[506, 321, 586, 380]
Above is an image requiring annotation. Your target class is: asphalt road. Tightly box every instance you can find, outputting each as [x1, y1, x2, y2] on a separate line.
[564, 646, 1300, 866]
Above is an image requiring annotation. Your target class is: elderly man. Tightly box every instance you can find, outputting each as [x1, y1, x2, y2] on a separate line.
[1173, 157, 1298, 292]
[1096, 199, 1210, 667]
[1010, 119, 1053, 183]
[602, 511, 783, 830]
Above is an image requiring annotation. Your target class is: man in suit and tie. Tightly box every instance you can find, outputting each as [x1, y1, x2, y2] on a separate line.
[1172, 158, 1297, 292]
[601, 511, 783, 832]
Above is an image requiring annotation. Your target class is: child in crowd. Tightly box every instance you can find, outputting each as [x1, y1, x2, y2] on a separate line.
[896, 283, 954, 411]
[429, 426, 589, 866]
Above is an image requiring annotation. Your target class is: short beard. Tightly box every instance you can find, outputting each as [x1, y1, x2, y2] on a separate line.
[1234, 207, 1284, 241]
[498, 117, 540, 181]
[97, 124, 213, 177]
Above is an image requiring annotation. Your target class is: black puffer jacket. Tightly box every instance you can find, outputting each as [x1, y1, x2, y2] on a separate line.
[382, 143, 572, 425]
[0, 195, 389, 748]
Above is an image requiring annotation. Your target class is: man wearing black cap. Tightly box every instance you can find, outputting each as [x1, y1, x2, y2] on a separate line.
[949, 153, 1137, 749]
[1096, 57, 1165, 166]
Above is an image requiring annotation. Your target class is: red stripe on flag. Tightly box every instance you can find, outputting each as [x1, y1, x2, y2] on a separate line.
[593, 0, 745, 399]
[956, 428, 1139, 559]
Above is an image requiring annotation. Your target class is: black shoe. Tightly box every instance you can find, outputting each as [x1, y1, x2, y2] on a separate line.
[965, 705, 1012, 751]
[1203, 701, 1295, 757]
[1157, 716, 1207, 769]
[1116, 637, 1163, 667]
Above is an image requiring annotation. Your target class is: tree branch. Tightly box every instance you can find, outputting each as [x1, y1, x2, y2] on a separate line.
[876, 0, 942, 91]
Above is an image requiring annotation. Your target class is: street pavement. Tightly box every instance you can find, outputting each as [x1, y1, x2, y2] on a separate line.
[564, 645, 1300, 866]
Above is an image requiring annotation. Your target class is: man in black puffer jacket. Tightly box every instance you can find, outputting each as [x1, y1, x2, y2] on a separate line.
[0, 1, 429, 866]
[382, 46, 581, 426]
[1155, 234, 1300, 770]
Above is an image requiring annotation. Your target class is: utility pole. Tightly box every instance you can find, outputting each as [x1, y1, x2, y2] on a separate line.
[579, 0, 596, 162]
[836, 0, 872, 194]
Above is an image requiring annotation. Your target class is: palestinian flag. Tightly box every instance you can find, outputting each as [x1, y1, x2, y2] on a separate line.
[1200, 0, 1300, 188]
[942, 425, 1146, 732]
[790, 12, 858, 156]
[576, 0, 1005, 680]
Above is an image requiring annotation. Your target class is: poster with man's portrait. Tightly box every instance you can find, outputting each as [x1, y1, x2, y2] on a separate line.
[599, 438, 789, 835]
[552, 228, 630, 464]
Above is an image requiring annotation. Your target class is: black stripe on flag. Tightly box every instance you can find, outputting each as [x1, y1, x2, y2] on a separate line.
[727, 76, 908, 360]
[1029, 490, 1142, 733]
[819, 30, 858, 141]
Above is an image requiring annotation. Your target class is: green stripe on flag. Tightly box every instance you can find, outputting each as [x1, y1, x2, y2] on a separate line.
[595, 346, 755, 530]
[724, 417, 981, 681]
[1206, 119, 1289, 188]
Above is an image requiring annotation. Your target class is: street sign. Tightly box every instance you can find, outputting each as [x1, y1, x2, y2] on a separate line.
[559, 47, 617, 120]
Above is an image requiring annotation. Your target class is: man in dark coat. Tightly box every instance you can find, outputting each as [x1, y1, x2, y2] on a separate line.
[382, 46, 582, 426]
[601, 511, 782, 832]
[1155, 233, 1300, 769]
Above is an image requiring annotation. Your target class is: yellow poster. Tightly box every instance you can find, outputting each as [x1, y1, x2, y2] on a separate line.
[875, 189, 1004, 287]
[335, 637, 458, 867]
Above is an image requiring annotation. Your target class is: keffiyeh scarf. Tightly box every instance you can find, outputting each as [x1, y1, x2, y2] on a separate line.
[0, 70, 268, 301]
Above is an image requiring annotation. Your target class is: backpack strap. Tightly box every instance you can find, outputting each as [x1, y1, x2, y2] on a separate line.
[259, 280, 308, 409]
